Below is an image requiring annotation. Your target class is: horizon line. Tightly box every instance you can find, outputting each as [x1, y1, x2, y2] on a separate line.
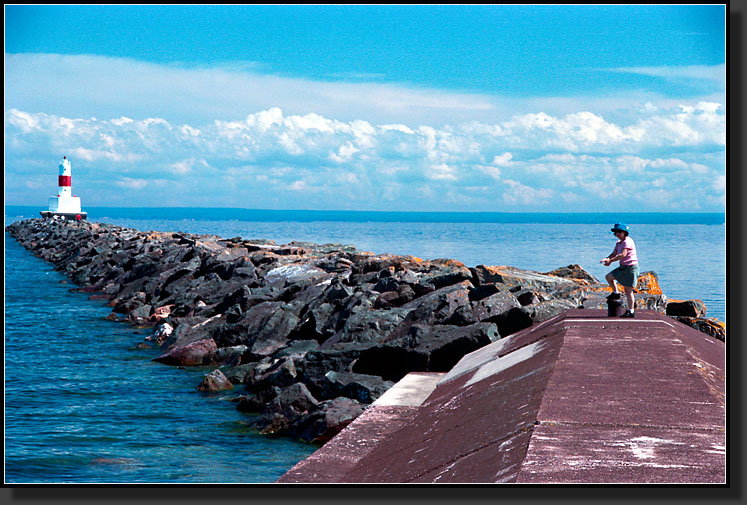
[3, 205, 727, 216]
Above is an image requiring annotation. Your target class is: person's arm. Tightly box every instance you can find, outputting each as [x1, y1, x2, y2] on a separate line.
[602, 248, 630, 265]
[601, 248, 629, 265]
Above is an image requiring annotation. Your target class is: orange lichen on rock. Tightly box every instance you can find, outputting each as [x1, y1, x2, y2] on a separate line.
[636, 271, 663, 295]
[669, 316, 726, 342]
[431, 258, 467, 268]
[587, 271, 663, 295]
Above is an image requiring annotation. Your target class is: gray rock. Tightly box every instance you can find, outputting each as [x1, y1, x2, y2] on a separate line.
[197, 369, 234, 391]
[385, 280, 473, 341]
[543, 264, 600, 284]
[245, 302, 302, 358]
[666, 299, 707, 318]
[317, 371, 395, 404]
[247, 356, 299, 392]
[471, 288, 521, 322]
[206, 345, 247, 367]
[293, 397, 366, 444]
[354, 322, 499, 381]
[253, 383, 320, 435]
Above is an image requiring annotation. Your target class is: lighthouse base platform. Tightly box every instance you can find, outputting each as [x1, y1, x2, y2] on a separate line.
[40, 211, 87, 221]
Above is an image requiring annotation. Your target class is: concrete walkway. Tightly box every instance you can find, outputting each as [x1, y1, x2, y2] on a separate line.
[279, 309, 725, 483]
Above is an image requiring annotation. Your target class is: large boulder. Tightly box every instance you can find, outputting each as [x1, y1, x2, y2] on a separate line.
[374, 283, 417, 309]
[666, 299, 707, 318]
[334, 306, 412, 345]
[288, 302, 338, 342]
[353, 322, 500, 382]
[206, 344, 247, 367]
[469, 287, 521, 323]
[223, 362, 262, 385]
[247, 356, 299, 392]
[385, 280, 474, 342]
[543, 264, 600, 284]
[292, 397, 367, 444]
[252, 382, 320, 435]
[491, 299, 576, 337]
[670, 316, 725, 342]
[153, 338, 218, 366]
[416, 259, 474, 291]
[470, 265, 577, 292]
[234, 301, 302, 358]
[314, 371, 394, 404]
[264, 262, 330, 286]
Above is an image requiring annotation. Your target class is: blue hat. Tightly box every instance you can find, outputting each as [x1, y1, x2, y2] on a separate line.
[611, 222, 629, 233]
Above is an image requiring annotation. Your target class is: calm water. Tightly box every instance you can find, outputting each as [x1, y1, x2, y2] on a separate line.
[3, 234, 317, 484]
[4, 208, 726, 483]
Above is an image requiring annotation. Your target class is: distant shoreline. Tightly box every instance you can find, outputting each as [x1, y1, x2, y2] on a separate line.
[4, 206, 726, 225]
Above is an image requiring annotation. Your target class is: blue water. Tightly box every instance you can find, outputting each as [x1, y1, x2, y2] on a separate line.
[4, 207, 726, 483]
[3, 234, 317, 484]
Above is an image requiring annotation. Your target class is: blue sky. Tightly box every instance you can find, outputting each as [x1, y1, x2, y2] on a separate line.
[4, 4, 726, 212]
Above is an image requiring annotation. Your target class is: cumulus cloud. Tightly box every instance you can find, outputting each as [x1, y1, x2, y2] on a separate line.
[502, 179, 554, 206]
[492, 152, 513, 166]
[4, 104, 725, 211]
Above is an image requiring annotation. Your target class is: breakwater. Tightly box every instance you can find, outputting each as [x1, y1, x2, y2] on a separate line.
[5, 218, 725, 445]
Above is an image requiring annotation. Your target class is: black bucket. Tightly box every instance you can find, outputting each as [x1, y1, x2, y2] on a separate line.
[607, 296, 626, 317]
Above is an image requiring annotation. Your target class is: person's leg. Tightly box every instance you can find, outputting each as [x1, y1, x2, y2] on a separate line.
[623, 285, 635, 313]
[605, 272, 618, 293]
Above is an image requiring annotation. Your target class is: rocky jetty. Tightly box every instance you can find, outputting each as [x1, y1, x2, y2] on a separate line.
[5, 218, 726, 445]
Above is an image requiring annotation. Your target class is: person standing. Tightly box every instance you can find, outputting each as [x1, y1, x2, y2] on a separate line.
[600, 223, 640, 318]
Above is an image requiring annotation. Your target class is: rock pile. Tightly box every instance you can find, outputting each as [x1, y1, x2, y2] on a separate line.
[6, 218, 725, 444]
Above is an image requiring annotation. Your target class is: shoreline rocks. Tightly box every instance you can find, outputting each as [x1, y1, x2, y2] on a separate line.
[5, 218, 726, 445]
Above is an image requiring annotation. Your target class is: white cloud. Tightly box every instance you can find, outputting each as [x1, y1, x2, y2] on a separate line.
[713, 175, 726, 192]
[492, 152, 513, 166]
[648, 158, 689, 170]
[427, 163, 459, 181]
[4, 104, 725, 212]
[169, 158, 210, 175]
[606, 64, 726, 84]
[4, 53, 501, 127]
[7, 110, 41, 133]
[476, 164, 501, 180]
[502, 179, 554, 205]
[381, 123, 415, 134]
[289, 180, 309, 191]
[329, 142, 359, 163]
[6, 54, 726, 132]
[115, 177, 149, 190]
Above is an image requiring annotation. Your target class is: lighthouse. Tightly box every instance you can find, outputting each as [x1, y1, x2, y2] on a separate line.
[40, 156, 87, 220]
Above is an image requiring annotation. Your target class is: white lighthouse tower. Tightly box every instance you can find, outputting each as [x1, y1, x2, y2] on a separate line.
[40, 156, 87, 220]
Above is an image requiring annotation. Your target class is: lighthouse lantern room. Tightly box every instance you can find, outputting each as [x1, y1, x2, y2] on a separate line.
[40, 156, 87, 220]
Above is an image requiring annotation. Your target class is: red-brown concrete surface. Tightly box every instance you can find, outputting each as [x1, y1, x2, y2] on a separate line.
[277, 372, 444, 483]
[277, 404, 422, 483]
[279, 309, 725, 483]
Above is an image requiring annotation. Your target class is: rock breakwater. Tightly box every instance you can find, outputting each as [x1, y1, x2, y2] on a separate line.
[5, 218, 725, 444]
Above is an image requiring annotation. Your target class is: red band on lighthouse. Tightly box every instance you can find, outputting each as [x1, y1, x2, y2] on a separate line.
[58, 175, 71, 187]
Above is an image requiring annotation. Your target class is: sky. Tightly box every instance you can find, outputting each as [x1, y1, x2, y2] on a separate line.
[4, 4, 726, 212]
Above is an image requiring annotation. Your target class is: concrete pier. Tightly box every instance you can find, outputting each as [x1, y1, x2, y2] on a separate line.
[279, 309, 725, 483]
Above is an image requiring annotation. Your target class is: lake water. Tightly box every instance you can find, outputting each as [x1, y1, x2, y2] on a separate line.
[3, 207, 726, 483]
